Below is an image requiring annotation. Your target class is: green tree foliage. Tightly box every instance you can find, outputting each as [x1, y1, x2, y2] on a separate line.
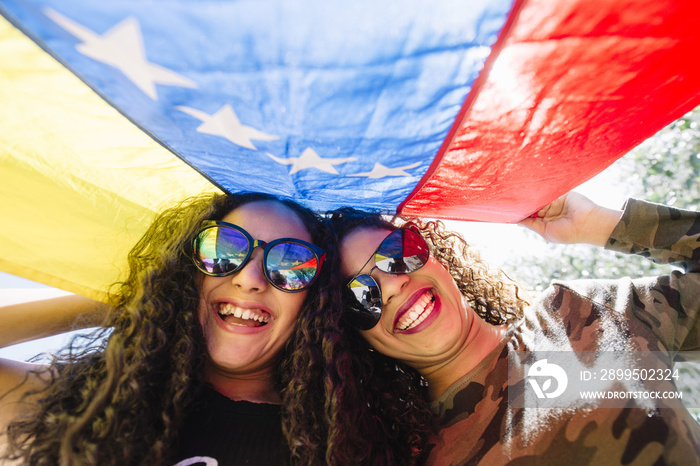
[503, 108, 700, 293]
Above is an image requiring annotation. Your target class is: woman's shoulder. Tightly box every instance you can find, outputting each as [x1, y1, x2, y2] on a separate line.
[0, 359, 51, 429]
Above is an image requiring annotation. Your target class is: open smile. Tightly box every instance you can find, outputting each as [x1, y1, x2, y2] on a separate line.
[216, 302, 270, 327]
[394, 289, 436, 332]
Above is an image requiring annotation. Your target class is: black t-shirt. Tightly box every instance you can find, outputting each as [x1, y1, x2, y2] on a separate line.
[173, 387, 290, 465]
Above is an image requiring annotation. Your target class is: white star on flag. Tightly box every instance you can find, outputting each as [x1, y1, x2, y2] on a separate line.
[177, 105, 279, 150]
[45, 8, 196, 100]
[265, 148, 356, 174]
[348, 162, 421, 178]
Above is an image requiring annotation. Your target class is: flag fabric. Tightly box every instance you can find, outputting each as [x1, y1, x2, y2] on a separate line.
[1, 0, 699, 298]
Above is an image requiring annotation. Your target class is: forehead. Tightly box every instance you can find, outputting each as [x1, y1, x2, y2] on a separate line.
[221, 200, 312, 242]
[340, 227, 393, 277]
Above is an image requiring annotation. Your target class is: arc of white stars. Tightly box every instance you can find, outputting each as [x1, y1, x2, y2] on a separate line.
[265, 148, 356, 174]
[348, 162, 421, 179]
[44, 7, 196, 100]
[176, 105, 279, 150]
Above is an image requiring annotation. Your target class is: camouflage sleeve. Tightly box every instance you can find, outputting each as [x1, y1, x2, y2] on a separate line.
[604, 198, 700, 352]
[605, 198, 700, 273]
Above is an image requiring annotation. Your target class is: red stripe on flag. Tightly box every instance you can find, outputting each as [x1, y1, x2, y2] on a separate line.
[400, 0, 700, 222]
[397, 0, 530, 216]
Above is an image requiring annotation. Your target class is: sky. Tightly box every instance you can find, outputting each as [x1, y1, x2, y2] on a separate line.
[0, 162, 631, 362]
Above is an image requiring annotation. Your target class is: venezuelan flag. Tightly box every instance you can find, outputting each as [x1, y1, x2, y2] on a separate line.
[1, 0, 699, 298]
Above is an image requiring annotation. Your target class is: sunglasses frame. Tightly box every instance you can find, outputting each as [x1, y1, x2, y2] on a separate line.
[345, 227, 429, 329]
[192, 220, 326, 292]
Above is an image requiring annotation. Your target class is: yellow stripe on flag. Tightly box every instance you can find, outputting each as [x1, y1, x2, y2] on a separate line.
[0, 16, 221, 300]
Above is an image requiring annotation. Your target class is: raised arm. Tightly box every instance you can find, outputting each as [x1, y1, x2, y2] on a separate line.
[0, 295, 108, 428]
[522, 194, 700, 352]
[604, 198, 700, 272]
[517, 192, 623, 247]
[0, 294, 107, 349]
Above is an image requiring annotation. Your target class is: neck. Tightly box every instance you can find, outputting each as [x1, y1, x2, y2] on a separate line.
[423, 315, 506, 401]
[204, 363, 281, 404]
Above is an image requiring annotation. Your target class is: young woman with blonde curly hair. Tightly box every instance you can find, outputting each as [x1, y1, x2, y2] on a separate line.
[0, 191, 419, 465]
[327, 191, 700, 464]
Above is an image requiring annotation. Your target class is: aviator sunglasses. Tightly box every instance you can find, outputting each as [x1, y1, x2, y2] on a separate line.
[192, 220, 326, 292]
[346, 227, 430, 330]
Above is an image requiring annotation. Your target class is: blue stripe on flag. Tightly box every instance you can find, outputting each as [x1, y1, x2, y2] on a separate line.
[0, 0, 514, 211]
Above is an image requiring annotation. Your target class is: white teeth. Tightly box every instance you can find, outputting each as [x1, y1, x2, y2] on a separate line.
[396, 290, 435, 331]
[218, 303, 270, 323]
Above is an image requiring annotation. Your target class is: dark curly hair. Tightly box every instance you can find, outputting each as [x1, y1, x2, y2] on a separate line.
[318, 207, 528, 465]
[282, 231, 431, 465]
[1, 192, 342, 465]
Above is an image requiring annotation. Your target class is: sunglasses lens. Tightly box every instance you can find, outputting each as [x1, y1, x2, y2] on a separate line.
[346, 274, 382, 330]
[194, 226, 250, 275]
[266, 242, 320, 291]
[374, 228, 429, 274]
[344, 228, 430, 329]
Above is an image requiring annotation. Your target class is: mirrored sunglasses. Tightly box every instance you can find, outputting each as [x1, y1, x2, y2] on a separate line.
[192, 220, 326, 292]
[345, 227, 430, 330]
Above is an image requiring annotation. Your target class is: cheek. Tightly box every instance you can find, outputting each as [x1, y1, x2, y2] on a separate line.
[196, 274, 215, 302]
[196, 297, 212, 339]
[360, 328, 386, 352]
[196, 276, 214, 321]
[277, 290, 307, 322]
[430, 259, 461, 297]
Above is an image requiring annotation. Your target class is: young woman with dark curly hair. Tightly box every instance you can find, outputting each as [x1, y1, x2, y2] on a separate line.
[0, 191, 391, 465]
[327, 191, 700, 465]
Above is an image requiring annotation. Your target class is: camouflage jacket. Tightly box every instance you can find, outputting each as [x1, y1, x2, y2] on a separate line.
[427, 199, 700, 466]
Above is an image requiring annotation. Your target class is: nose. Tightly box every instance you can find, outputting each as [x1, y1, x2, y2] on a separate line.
[374, 269, 409, 307]
[229, 247, 268, 292]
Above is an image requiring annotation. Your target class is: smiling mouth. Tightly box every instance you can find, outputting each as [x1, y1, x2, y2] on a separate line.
[217, 303, 270, 327]
[396, 290, 435, 331]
